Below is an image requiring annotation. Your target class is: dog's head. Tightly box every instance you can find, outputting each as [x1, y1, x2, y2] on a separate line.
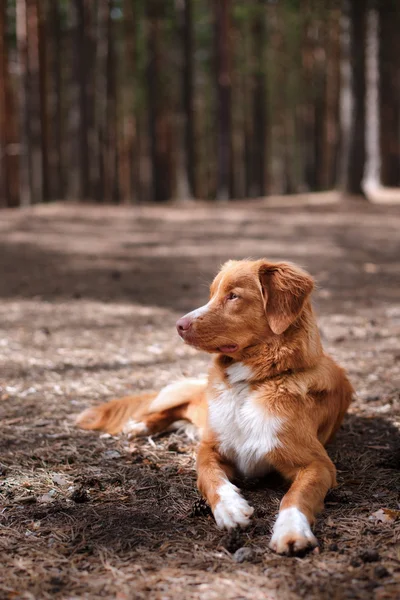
[176, 259, 314, 355]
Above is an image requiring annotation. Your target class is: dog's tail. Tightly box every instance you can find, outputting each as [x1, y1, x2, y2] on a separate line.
[76, 378, 208, 435]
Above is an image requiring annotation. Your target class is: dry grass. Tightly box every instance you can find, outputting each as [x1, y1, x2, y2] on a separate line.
[0, 198, 399, 599]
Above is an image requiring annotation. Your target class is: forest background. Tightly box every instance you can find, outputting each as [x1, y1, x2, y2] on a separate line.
[1, 0, 399, 208]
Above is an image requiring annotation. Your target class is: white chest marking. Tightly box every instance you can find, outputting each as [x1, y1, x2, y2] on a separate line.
[226, 362, 252, 385]
[209, 365, 283, 477]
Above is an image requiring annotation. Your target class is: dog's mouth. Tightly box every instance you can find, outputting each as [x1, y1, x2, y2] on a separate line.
[180, 331, 238, 355]
[217, 344, 238, 354]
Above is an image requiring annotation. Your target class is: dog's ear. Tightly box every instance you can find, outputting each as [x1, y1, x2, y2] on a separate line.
[258, 262, 314, 335]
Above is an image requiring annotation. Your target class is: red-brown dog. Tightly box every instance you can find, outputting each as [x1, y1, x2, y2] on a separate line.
[77, 259, 353, 555]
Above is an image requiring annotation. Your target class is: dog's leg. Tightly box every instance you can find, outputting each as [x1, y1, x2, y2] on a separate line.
[196, 441, 253, 529]
[269, 453, 336, 555]
[124, 405, 191, 437]
[77, 378, 207, 435]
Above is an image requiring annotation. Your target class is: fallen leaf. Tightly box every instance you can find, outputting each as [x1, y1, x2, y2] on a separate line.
[52, 473, 69, 486]
[369, 508, 400, 523]
[38, 493, 55, 504]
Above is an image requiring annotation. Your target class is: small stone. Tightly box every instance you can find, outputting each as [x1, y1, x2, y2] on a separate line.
[374, 565, 389, 578]
[70, 487, 90, 503]
[233, 547, 254, 563]
[329, 543, 339, 552]
[38, 493, 55, 504]
[221, 528, 242, 553]
[365, 394, 380, 402]
[102, 450, 121, 460]
[52, 473, 69, 486]
[350, 557, 361, 568]
[360, 549, 380, 563]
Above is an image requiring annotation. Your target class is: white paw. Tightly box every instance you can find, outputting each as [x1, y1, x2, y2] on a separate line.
[122, 419, 149, 438]
[269, 507, 318, 555]
[213, 482, 254, 529]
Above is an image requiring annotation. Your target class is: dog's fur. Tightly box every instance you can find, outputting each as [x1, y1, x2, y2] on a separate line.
[77, 259, 353, 555]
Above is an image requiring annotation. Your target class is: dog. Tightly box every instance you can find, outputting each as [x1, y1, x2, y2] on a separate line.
[77, 259, 353, 555]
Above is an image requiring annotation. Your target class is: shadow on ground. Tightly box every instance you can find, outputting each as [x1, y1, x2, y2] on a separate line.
[0, 201, 399, 313]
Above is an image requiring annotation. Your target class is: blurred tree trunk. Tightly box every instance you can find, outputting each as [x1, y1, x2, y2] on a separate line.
[38, 1, 49, 201]
[300, 5, 316, 190]
[313, 19, 327, 191]
[146, 0, 175, 202]
[95, 0, 109, 202]
[67, 1, 81, 199]
[322, 6, 341, 189]
[338, 4, 351, 191]
[0, 2, 19, 207]
[106, 2, 119, 202]
[121, 0, 137, 203]
[48, 0, 64, 199]
[173, 0, 191, 202]
[67, 0, 91, 200]
[364, 7, 380, 191]
[243, 14, 253, 197]
[215, 0, 232, 200]
[230, 12, 245, 199]
[77, 0, 90, 199]
[345, 0, 367, 196]
[16, 0, 31, 206]
[379, 0, 400, 186]
[182, 0, 195, 199]
[26, 0, 43, 203]
[252, 0, 268, 196]
[0, 1, 8, 206]
[85, 1, 98, 201]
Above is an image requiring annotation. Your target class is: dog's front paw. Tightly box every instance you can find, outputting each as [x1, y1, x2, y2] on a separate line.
[122, 419, 149, 438]
[269, 507, 318, 555]
[213, 482, 254, 529]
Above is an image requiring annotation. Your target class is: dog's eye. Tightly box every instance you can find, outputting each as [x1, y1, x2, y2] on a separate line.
[227, 292, 239, 301]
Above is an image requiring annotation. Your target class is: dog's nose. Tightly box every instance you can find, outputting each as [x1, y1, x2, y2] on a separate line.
[176, 315, 192, 334]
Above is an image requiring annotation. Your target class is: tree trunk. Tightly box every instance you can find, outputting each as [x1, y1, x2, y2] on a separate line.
[48, 0, 64, 199]
[67, 0, 90, 200]
[16, 0, 31, 206]
[215, 0, 232, 201]
[252, 0, 268, 197]
[38, 1, 49, 201]
[313, 18, 327, 192]
[346, 0, 367, 196]
[146, 0, 175, 202]
[182, 0, 195, 199]
[364, 7, 380, 192]
[322, 6, 341, 189]
[26, 0, 43, 203]
[300, 5, 316, 191]
[85, 1, 98, 201]
[76, 0, 90, 199]
[0, 1, 9, 206]
[0, 2, 19, 207]
[121, 0, 137, 203]
[106, 2, 119, 203]
[379, 0, 400, 187]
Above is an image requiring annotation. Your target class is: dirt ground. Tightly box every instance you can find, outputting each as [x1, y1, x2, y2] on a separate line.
[0, 197, 399, 600]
